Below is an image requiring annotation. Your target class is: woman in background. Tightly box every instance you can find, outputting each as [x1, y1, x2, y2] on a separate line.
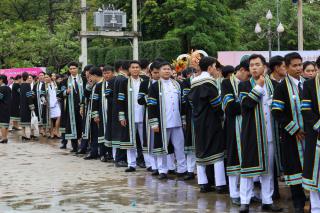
[10, 75, 22, 130]
[302, 61, 317, 80]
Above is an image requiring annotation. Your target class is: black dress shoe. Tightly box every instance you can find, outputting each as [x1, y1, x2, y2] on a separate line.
[84, 154, 98, 160]
[250, 195, 262, 204]
[183, 172, 195, 180]
[125, 167, 136, 172]
[70, 149, 77, 153]
[158, 173, 168, 180]
[151, 170, 159, 176]
[176, 171, 187, 177]
[261, 204, 283, 212]
[106, 153, 113, 161]
[115, 161, 128, 167]
[137, 161, 146, 168]
[0, 139, 8, 144]
[30, 135, 39, 141]
[60, 144, 67, 149]
[76, 149, 87, 154]
[231, 197, 241, 206]
[146, 167, 153, 172]
[100, 155, 107, 162]
[199, 184, 213, 193]
[168, 170, 176, 175]
[239, 204, 249, 213]
[215, 185, 229, 194]
[22, 136, 31, 141]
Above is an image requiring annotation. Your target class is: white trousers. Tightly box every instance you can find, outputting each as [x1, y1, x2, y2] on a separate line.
[167, 153, 176, 170]
[157, 127, 187, 174]
[310, 191, 320, 213]
[149, 130, 158, 170]
[186, 152, 196, 173]
[240, 141, 274, 205]
[127, 123, 150, 168]
[229, 175, 240, 198]
[112, 147, 117, 160]
[196, 160, 226, 186]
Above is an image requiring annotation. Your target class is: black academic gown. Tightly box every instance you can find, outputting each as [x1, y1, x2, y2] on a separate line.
[221, 77, 242, 176]
[187, 74, 224, 165]
[272, 76, 304, 185]
[148, 79, 185, 155]
[239, 77, 279, 177]
[301, 77, 320, 192]
[19, 83, 35, 127]
[0, 85, 11, 127]
[33, 82, 46, 126]
[10, 83, 20, 121]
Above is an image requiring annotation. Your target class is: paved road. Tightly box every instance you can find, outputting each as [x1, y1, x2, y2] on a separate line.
[0, 132, 302, 212]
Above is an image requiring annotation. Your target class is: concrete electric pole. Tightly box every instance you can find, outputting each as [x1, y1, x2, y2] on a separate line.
[297, 0, 303, 50]
[132, 0, 139, 60]
[80, 0, 88, 69]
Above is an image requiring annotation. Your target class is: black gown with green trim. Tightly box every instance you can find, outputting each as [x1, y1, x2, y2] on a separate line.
[0, 85, 11, 128]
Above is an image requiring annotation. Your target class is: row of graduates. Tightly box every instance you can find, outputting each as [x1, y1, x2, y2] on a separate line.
[217, 53, 320, 213]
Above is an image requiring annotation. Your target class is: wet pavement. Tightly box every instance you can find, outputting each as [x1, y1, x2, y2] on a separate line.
[0, 132, 306, 212]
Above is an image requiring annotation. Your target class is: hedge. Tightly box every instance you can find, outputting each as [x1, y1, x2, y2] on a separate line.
[88, 38, 182, 66]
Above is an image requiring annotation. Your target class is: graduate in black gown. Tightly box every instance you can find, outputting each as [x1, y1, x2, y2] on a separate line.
[58, 62, 85, 152]
[239, 54, 282, 213]
[0, 75, 11, 144]
[221, 60, 250, 205]
[92, 65, 115, 162]
[10, 75, 21, 130]
[33, 72, 47, 135]
[19, 72, 35, 141]
[301, 71, 320, 212]
[272, 52, 306, 213]
[187, 57, 226, 193]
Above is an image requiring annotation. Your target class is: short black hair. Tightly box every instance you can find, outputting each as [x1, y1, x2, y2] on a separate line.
[154, 57, 166, 63]
[269, 55, 284, 73]
[284, 52, 302, 66]
[98, 64, 105, 68]
[83, 64, 94, 72]
[248, 54, 267, 65]
[182, 67, 195, 78]
[139, 59, 150, 69]
[89, 67, 102, 77]
[303, 61, 316, 71]
[316, 56, 320, 69]
[68, 61, 79, 68]
[122, 60, 131, 70]
[150, 61, 161, 71]
[103, 65, 114, 72]
[114, 60, 123, 72]
[0, 75, 8, 85]
[15, 75, 22, 80]
[221, 65, 235, 78]
[129, 60, 141, 67]
[159, 61, 172, 69]
[22, 72, 29, 81]
[239, 59, 249, 71]
[234, 65, 240, 72]
[199, 56, 217, 71]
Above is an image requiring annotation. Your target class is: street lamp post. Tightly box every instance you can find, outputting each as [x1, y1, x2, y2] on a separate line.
[255, 10, 284, 60]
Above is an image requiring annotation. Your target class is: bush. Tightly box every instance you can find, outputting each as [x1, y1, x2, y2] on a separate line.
[88, 38, 182, 66]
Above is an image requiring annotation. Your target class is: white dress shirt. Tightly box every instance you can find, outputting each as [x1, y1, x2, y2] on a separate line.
[132, 78, 144, 123]
[254, 84, 273, 142]
[162, 79, 181, 128]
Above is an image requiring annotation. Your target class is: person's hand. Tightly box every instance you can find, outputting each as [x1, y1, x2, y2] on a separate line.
[94, 117, 100, 124]
[66, 88, 71, 94]
[256, 75, 265, 87]
[80, 107, 83, 117]
[296, 129, 305, 141]
[120, 120, 127, 127]
[152, 127, 160, 133]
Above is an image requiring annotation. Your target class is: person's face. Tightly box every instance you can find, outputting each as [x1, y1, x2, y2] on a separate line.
[51, 73, 56, 81]
[103, 71, 114, 81]
[85, 70, 90, 79]
[38, 73, 45, 81]
[249, 58, 265, 80]
[160, 65, 172, 80]
[208, 63, 218, 77]
[27, 76, 33, 83]
[44, 75, 51, 83]
[56, 77, 62, 83]
[190, 52, 201, 71]
[172, 70, 177, 79]
[286, 58, 303, 79]
[129, 63, 141, 77]
[275, 62, 287, 78]
[69, 66, 78, 76]
[238, 68, 251, 82]
[89, 74, 96, 83]
[303, 64, 317, 79]
[151, 69, 160, 80]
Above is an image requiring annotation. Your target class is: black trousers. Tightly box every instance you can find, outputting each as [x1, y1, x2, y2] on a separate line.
[115, 148, 127, 162]
[89, 122, 99, 157]
[290, 184, 306, 209]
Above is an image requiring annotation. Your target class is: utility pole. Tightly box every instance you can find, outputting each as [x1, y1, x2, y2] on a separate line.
[80, 0, 88, 69]
[276, 0, 280, 51]
[297, 0, 303, 50]
[132, 0, 139, 60]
